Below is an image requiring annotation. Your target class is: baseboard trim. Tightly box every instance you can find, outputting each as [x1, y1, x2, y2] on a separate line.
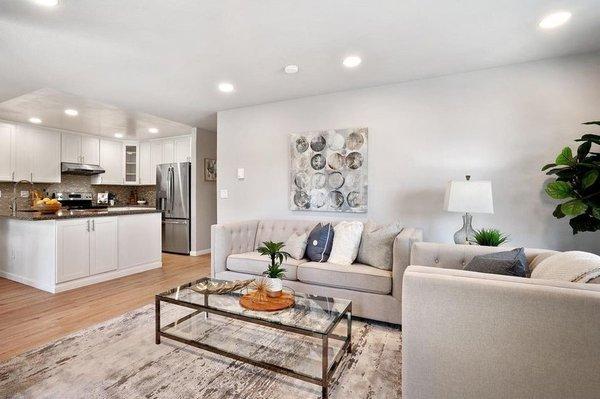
[54, 261, 163, 293]
[0, 270, 56, 293]
[190, 249, 211, 256]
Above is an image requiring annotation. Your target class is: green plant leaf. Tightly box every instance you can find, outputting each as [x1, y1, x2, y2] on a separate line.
[552, 204, 566, 219]
[577, 141, 592, 161]
[545, 181, 572, 199]
[592, 207, 600, 220]
[575, 134, 600, 145]
[582, 170, 599, 189]
[541, 163, 557, 171]
[555, 147, 573, 165]
[582, 121, 600, 126]
[561, 200, 588, 216]
[569, 213, 600, 234]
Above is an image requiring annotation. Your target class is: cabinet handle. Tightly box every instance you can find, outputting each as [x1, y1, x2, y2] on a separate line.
[91, 220, 95, 231]
[87, 220, 90, 232]
[11, 171, 14, 181]
[30, 172, 33, 182]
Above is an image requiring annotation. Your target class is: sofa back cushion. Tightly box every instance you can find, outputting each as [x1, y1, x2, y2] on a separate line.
[254, 220, 320, 248]
[410, 242, 557, 271]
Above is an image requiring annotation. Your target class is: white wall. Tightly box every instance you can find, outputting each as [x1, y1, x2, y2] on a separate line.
[195, 128, 217, 252]
[217, 52, 600, 254]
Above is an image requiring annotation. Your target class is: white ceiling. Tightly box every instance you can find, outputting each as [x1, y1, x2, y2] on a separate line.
[0, 88, 194, 139]
[1, 0, 599, 132]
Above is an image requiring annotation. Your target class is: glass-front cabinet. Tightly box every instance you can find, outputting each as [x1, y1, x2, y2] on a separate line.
[123, 142, 139, 185]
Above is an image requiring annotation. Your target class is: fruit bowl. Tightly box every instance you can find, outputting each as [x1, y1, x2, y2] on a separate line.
[32, 202, 62, 214]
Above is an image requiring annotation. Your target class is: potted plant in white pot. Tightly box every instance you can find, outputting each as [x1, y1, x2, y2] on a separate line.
[257, 241, 291, 297]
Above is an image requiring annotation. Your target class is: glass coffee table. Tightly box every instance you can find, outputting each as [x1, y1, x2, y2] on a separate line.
[155, 277, 352, 398]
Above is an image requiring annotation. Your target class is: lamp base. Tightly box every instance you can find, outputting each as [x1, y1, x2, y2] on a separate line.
[453, 213, 475, 244]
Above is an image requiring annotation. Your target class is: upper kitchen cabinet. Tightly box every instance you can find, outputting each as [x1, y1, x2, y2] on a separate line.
[162, 139, 175, 164]
[0, 123, 14, 181]
[61, 132, 100, 165]
[123, 142, 139, 185]
[174, 136, 192, 163]
[13, 125, 61, 183]
[139, 141, 153, 185]
[93, 139, 123, 185]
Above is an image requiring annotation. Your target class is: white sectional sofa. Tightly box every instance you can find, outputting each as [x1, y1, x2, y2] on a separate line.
[402, 242, 600, 399]
[211, 219, 423, 324]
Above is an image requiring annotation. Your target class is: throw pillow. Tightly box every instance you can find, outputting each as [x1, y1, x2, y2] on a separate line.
[305, 223, 334, 262]
[356, 221, 402, 270]
[328, 221, 364, 266]
[464, 248, 529, 277]
[284, 232, 308, 260]
[530, 251, 600, 283]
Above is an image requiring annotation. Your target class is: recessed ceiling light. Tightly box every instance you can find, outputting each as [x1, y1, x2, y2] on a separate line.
[343, 56, 362, 68]
[284, 65, 299, 74]
[34, 0, 59, 7]
[114, 133, 124, 138]
[64, 109, 78, 116]
[539, 11, 572, 29]
[29, 117, 42, 124]
[148, 127, 159, 134]
[218, 82, 235, 93]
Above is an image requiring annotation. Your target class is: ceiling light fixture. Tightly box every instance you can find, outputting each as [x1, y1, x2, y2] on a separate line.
[64, 109, 78, 116]
[114, 133, 124, 138]
[218, 82, 235, 93]
[343, 55, 362, 68]
[539, 11, 572, 29]
[284, 65, 299, 74]
[148, 127, 159, 134]
[29, 117, 42, 124]
[34, 0, 59, 7]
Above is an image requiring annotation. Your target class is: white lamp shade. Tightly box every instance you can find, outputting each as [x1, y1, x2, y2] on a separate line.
[444, 180, 494, 214]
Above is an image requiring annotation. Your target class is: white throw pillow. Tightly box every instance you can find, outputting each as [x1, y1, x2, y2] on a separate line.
[284, 232, 308, 260]
[530, 251, 600, 283]
[328, 221, 364, 266]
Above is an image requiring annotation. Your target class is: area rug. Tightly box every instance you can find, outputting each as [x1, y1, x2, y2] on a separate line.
[0, 303, 402, 398]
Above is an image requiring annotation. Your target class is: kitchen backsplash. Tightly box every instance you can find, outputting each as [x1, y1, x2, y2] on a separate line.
[0, 174, 156, 212]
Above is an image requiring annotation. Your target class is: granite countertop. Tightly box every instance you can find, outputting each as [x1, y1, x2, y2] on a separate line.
[0, 207, 161, 221]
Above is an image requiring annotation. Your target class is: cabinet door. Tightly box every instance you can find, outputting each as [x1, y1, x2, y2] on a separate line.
[81, 136, 100, 165]
[57, 219, 91, 283]
[150, 140, 162, 181]
[89, 217, 118, 275]
[162, 139, 174, 163]
[61, 132, 82, 163]
[139, 141, 153, 185]
[123, 143, 139, 185]
[13, 126, 31, 181]
[0, 123, 14, 181]
[174, 136, 191, 163]
[31, 127, 61, 183]
[118, 213, 162, 268]
[99, 139, 124, 184]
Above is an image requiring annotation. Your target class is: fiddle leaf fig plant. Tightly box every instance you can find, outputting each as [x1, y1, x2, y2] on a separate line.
[542, 121, 600, 234]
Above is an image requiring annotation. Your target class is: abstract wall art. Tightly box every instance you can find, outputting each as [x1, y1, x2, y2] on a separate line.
[289, 127, 368, 212]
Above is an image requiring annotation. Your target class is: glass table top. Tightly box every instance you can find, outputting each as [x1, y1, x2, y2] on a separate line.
[157, 277, 352, 334]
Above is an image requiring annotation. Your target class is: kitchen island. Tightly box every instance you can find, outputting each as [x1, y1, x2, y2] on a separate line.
[0, 208, 162, 293]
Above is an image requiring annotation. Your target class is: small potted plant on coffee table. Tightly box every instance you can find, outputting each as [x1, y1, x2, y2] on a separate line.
[257, 241, 291, 297]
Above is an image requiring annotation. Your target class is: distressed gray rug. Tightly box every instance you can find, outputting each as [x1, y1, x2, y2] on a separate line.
[0, 304, 402, 398]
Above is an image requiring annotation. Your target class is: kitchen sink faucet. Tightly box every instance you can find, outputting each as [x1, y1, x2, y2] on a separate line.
[11, 179, 34, 216]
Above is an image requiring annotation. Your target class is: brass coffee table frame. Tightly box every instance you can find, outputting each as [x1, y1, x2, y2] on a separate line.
[155, 280, 352, 399]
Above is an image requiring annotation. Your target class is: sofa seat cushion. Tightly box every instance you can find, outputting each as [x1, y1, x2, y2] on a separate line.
[226, 252, 304, 280]
[297, 261, 392, 294]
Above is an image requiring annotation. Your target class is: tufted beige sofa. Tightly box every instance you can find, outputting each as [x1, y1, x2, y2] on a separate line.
[211, 219, 423, 324]
[402, 242, 600, 399]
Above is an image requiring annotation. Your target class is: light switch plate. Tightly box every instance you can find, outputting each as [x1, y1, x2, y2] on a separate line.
[237, 168, 245, 180]
[20, 190, 29, 198]
[220, 189, 229, 199]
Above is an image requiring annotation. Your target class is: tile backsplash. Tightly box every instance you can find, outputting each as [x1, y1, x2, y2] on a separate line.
[0, 174, 156, 212]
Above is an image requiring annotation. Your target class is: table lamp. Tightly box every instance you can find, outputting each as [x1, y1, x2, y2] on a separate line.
[444, 175, 494, 244]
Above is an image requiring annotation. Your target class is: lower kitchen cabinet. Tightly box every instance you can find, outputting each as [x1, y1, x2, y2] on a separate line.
[56, 217, 118, 283]
[117, 213, 162, 269]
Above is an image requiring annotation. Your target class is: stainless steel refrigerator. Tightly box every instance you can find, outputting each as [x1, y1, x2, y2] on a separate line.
[156, 162, 191, 254]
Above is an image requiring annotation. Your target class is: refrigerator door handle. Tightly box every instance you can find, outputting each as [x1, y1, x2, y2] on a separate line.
[162, 219, 189, 225]
[170, 166, 175, 212]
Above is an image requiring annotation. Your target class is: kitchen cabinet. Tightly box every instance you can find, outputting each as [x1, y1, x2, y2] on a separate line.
[162, 139, 175, 163]
[139, 141, 152, 185]
[13, 125, 60, 183]
[94, 139, 123, 184]
[123, 142, 139, 185]
[0, 123, 14, 181]
[57, 217, 118, 283]
[62, 132, 100, 165]
[118, 213, 162, 269]
[174, 136, 192, 162]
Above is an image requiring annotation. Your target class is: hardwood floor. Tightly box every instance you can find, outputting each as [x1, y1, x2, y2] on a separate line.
[0, 253, 210, 362]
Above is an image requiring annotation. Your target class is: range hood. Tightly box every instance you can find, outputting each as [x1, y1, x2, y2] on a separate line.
[61, 162, 105, 175]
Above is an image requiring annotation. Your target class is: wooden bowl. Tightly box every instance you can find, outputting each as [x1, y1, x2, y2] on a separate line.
[31, 203, 62, 214]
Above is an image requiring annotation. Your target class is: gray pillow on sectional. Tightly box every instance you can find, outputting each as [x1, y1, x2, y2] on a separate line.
[356, 221, 402, 270]
[464, 248, 529, 277]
